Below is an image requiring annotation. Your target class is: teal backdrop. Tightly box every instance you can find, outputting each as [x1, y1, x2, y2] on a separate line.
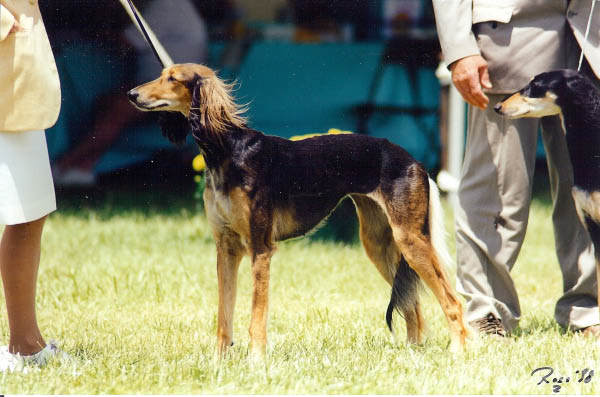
[47, 41, 443, 173]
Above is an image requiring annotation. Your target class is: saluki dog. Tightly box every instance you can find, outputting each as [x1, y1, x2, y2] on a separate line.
[495, 69, 600, 318]
[127, 63, 470, 357]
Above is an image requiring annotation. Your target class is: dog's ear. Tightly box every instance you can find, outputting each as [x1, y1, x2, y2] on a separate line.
[156, 111, 191, 145]
[187, 70, 246, 135]
[183, 72, 203, 91]
[188, 78, 204, 131]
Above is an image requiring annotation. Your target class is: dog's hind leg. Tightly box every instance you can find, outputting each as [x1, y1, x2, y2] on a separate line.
[352, 194, 399, 283]
[390, 219, 467, 351]
[378, 170, 469, 351]
[351, 194, 424, 345]
[398, 298, 424, 345]
[215, 230, 245, 358]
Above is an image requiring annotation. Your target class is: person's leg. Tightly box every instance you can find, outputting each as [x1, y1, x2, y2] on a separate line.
[0, 129, 60, 367]
[455, 95, 540, 332]
[0, 216, 47, 355]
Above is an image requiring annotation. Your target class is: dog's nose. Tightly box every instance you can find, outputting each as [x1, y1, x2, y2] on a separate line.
[127, 90, 139, 102]
[493, 102, 502, 114]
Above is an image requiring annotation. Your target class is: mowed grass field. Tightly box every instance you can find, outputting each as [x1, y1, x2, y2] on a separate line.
[0, 186, 599, 394]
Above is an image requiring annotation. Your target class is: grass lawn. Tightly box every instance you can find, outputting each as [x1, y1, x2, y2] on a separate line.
[0, 183, 598, 394]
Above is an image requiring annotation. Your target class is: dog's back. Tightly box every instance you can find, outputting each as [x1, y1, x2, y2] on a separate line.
[268, 133, 416, 196]
[227, 132, 426, 241]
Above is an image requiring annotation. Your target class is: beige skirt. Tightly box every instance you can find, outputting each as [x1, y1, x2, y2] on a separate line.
[0, 130, 56, 225]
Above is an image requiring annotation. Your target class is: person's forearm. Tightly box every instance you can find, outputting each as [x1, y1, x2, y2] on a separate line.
[432, 0, 481, 66]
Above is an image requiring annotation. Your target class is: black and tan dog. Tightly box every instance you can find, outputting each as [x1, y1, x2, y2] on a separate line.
[127, 64, 470, 357]
[495, 69, 600, 317]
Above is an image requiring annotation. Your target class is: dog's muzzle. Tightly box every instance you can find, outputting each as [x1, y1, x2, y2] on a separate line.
[127, 90, 139, 103]
[493, 102, 503, 114]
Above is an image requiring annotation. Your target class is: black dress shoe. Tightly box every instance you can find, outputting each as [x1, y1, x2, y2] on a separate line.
[469, 313, 507, 337]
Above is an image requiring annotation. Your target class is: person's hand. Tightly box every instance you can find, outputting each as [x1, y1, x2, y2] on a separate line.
[450, 55, 493, 109]
[9, 20, 25, 34]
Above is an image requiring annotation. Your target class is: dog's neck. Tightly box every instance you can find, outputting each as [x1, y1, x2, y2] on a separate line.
[560, 94, 600, 191]
[191, 124, 230, 169]
[189, 117, 258, 172]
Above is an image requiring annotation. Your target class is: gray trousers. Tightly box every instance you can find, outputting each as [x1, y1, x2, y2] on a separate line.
[455, 92, 599, 331]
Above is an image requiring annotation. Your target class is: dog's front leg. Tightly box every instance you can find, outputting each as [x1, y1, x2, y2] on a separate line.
[247, 201, 276, 359]
[215, 231, 245, 358]
[248, 247, 274, 359]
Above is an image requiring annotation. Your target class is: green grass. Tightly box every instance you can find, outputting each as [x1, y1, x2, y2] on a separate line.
[0, 189, 598, 394]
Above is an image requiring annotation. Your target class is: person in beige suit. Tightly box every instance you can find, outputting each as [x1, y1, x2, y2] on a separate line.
[432, 0, 600, 336]
[0, 0, 65, 370]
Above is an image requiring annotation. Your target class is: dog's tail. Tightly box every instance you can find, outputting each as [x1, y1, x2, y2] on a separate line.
[427, 177, 452, 270]
[385, 256, 420, 335]
[385, 178, 451, 335]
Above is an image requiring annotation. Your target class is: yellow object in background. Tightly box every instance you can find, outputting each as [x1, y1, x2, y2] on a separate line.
[290, 128, 352, 141]
[192, 154, 206, 172]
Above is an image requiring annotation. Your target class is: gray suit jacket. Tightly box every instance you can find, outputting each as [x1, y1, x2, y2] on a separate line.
[433, 0, 600, 93]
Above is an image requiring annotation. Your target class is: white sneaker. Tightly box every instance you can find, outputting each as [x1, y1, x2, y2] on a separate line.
[0, 346, 25, 372]
[0, 341, 69, 372]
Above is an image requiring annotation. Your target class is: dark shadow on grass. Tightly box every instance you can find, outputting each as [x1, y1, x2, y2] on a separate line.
[511, 316, 570, 338]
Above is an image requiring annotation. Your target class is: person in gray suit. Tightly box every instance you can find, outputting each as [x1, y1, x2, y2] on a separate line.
[432, 0, 600, 337]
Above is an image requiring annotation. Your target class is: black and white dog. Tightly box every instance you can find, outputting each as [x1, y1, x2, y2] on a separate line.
[495, 69, 600, 311]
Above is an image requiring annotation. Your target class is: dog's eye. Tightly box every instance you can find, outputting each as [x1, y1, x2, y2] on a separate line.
[167, 76, 176, 83]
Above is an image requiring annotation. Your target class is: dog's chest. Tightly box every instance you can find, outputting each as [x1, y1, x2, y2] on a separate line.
[218, 187, 250, 224]
[572, 186, 600, 224]
[204, 183, 252, 245]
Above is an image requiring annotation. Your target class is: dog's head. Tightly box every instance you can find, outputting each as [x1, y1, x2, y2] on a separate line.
[493, 69, 591, 119]
[127, 63, 246, 144]
[127, 63, 213, 114]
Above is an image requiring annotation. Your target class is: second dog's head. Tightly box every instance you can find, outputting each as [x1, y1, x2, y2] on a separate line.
[493, 69, 595, 119]
[127, 63, 246, 144]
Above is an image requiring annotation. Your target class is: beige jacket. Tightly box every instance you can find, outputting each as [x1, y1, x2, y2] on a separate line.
[433, 0, 600, 93]
[0, 0, 60, 132]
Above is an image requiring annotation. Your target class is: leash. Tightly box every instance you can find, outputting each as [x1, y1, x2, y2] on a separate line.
[125, 0, 164, 67]
[118, 0, 174, 68]
[578, 0, 597, 71]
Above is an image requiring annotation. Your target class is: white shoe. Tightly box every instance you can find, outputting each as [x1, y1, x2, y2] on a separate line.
[0, 340, 69, 372]
[0, 346, 25, 372]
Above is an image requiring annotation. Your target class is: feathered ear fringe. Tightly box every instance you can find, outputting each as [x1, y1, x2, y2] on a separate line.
[156, 111, 191, 145]
[189, 75, 247, 135]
